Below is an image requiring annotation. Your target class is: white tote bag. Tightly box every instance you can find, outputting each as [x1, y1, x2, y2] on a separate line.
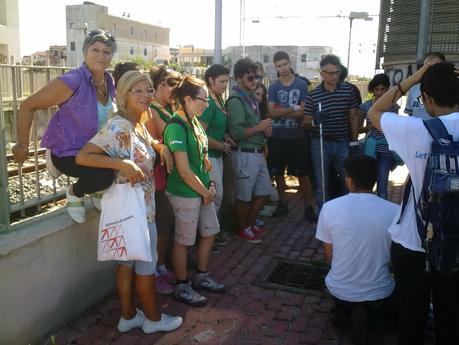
[97, 182, 152, 262]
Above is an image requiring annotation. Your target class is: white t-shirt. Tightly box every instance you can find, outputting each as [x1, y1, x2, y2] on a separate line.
[404, 84, 432, 121]
[381, 111, 459, 252]
[316, 193, 398, 302]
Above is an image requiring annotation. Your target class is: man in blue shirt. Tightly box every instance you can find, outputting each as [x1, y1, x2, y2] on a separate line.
[267, 51, 316, 221]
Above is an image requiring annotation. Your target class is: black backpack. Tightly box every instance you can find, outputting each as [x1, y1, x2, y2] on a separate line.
[399, 118, 459, 272]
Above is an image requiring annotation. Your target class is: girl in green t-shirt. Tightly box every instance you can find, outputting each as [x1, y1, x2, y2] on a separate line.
[164, 76, 225, 307]
[145, 65, 183, 295]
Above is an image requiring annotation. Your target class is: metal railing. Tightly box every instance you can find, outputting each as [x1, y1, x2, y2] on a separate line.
[0, 64, 73, 232]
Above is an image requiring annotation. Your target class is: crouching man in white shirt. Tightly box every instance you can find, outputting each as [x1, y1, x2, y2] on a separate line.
[316, 155, 398, 344]
[369, 62, 459, 345]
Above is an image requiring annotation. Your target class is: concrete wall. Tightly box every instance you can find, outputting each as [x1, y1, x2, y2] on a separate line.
[0, 0, 20, 63]
[0, 207, 116, 345]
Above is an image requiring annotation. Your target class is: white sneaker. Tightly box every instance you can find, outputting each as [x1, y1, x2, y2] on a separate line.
[142, 313, 183, 334]
[66, 187, 85, 223]
[90, 191, 103, 211]
[117, 309, 145, 333]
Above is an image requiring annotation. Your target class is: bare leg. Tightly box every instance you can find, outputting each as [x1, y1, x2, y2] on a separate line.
[298, 175, 315, 206]
[196, 235, 215, 272]
[275, 175, 287, 204]
[172, 243, 189, 281]
[247, 195, 268, 227]
[157, 231, 168, 267]
[234, 199, 250, 230]
[135, 274, 160, 321]
[117, 265, 136, 319]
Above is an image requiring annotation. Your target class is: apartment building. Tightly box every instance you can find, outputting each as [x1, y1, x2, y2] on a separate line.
[0, 0, 20, 64]
[66, 1, 170, 67]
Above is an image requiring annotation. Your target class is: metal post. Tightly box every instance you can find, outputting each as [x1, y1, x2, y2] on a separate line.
[214, 0, 222, 64]
[318, 102, 326, 205]
[346, 18, 353, 71]
[0, 67, 11, 232]
[416, 0, 431, 65]
[240, 0, 245, 58]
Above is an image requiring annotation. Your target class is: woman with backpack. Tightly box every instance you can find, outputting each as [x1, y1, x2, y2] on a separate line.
[164, 76, 225, 307]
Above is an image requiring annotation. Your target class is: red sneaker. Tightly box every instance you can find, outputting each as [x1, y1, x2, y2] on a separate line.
[251, 225, 267, 236]
[236, 227, 263, 243]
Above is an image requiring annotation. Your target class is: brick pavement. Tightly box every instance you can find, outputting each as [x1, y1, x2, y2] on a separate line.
[42, 167, 433, 345]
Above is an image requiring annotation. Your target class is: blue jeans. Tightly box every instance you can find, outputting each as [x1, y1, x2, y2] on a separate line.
[376, 151, 395, 200]
[311, 138, 349, 207]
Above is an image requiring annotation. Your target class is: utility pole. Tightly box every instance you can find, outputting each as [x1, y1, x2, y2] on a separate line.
[416, 0, 431, 65]
[214, 0, 222, 64]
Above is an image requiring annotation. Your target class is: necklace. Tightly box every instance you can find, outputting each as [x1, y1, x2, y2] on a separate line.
[93, 77, 107, 97]
[209, 91, 227, 115]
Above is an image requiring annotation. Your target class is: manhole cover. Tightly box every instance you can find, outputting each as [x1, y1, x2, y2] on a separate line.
[255, 258, 329, 294]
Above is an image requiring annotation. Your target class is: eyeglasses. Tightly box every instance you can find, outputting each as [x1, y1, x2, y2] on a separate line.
[129, 88, 155, 96]
[246, 74, 260, 82]
[417, 94, 424, 105]
[88, 29, 115, 42]
[321, 70, 341, 76]
[193, 96, 209, 104]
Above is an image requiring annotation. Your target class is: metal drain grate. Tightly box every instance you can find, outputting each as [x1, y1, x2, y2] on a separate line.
[255, 258, 329, 294]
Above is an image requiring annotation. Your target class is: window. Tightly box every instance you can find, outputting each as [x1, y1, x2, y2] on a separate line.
[144, 29, 148, 38]
[301, 53, 307, 62]
[111, 23, 116, 33]
[130, 47, 134, 55]
[144, 48, 147, 56]
[70, 42, 76, 51]
[130, 27, 134, 36]
[155, 32, 158, 40]
[263, 55, 269, 63]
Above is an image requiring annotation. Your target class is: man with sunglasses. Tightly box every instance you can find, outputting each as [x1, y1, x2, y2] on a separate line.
[304, 54, 360, 208]
[226, 58, 273, 243]
[267, 51, 316, 221]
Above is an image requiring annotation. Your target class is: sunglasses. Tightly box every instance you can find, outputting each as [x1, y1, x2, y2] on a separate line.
[164, 78, 180, 88]
[129, 88, 155, 96]
[88, 29, 115, 42]
[246, 74, 261, 82]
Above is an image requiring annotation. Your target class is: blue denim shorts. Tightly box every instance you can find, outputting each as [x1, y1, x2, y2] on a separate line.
[118, 222, 158, 275]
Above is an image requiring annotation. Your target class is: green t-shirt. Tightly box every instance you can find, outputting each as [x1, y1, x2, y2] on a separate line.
[164, 114, 210, 198]
[150, 102, 173, 124]
[199, 96, 227, 158]
[226, 91, 265, 149]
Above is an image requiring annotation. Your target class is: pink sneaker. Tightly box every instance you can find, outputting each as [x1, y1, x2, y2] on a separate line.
[155, 275, 174, 295]
[160, 270, 176, 284]
[251, 225, 267, 236]
[236, 227, 263, 244]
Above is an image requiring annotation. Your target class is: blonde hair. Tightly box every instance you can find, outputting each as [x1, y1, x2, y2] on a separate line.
[116, 70, 152, 123]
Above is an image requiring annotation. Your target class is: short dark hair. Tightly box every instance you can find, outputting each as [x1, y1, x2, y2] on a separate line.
[420, 62, 459, 108]
[204, 64, 230, 86]
[320, 54, 341, 69]
[344, 155, 377, 190]
[425, 52, 446, 62]
[273, 51, 290, 64]
[368, 73, 390, 93]
[113, 61, 139, 87]
[233, 58, 257, 79]
[339, 65, 348, 82]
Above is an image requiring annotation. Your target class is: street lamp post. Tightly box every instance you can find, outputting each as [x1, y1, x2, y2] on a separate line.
[346, 12, 372, 71]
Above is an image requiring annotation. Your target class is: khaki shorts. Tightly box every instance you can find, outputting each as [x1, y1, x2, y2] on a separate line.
[231, 151, 273, 202]
[166, 192, 220, 246]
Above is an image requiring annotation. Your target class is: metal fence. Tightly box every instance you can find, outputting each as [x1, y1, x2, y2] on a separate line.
[0, 64, 73, 233]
